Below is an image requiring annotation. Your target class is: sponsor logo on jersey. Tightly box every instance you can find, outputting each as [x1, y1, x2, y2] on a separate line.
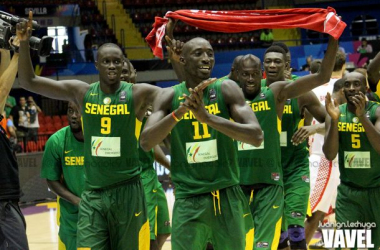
[103, 97, 111, 105]
[260, 92, 266, 99]
[271, 172, 280, 181]
[90, 93, 98, 96]
[178, 96, 185, 100]
[256, 242, 269, 248]
[209, 88, 217, 102]
[301, 175, 310, 183]
[119, 91, 126, 102]
[65, 150, 73, 154]
[291, 211, 303, 218]
[135, 211, 142, 217]
[353, 117, 359, 123]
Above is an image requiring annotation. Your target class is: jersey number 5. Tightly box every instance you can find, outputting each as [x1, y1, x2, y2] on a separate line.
[101, 117, 111, 134]
[192, 121, 211, 140]
[351, 134, 360, 149]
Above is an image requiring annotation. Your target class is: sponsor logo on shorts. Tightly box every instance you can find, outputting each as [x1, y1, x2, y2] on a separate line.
[209, 88, 216, 102]
[164, 221, 170, 226]
[256, 242, 269, 248]
[291, 211, 303, 218]
[272, 205, 279, 209]
[178, 96, 185, 100]
[243, 213, 250, 218]
[119, 91, 126, 102]
[271, 172, 280, 181]
[152, 189, 157, 193]
[135, 211, 142, 217]
[301, 175, 310, 183]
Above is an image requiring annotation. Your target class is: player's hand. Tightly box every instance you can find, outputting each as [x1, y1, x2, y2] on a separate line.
[195, 78, 217, 92]
[284, 67, 292, 80]
[325, 92, 340, 120]
[352, 92, 366, 117]
[16, 11, 33, 42]
[165, 18, 177, 40]
[165, 36, 183, 62]
[182, 88, 209, 123]
[10, 36, 20, 48]
[291, 126, 316, 146]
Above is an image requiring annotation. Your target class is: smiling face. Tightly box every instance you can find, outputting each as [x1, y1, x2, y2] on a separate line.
[238, 55, 262, 100]
[67, 102, 82, 134]
[180, 38, 215, 82]
[264, 52, 285, 83]
[95, 45, 124, 86]
[343, 72, 366, 105]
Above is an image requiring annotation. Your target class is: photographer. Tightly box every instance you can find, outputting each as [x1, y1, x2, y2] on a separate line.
[0, 37, 29, 249]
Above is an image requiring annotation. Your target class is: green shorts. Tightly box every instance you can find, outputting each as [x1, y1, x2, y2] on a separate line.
[77, 177, 150, 250]
[336, 184, 380, 248]
[243, 184, 283, 250]
[172, 185, 254, 250]
[59, 231, 76, 250]
[141, 169, 171, 239]
[282, 150, 310, 229]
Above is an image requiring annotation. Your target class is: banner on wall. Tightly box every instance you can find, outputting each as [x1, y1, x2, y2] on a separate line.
[3, 5, 80, 17]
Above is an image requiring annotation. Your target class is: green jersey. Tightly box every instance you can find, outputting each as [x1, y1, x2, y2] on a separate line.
[138, 117, 154, 172]
[261, 79, 308, 173]
[237, 87, 282, 186]
[170, 79, 239, 198]
[41, 126, 85, 235]
[82, 81, 140, 190]
[338, 102, 380, 188]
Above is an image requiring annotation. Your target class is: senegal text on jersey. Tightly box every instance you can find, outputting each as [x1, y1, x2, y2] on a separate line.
[85, 103, 131, 115]
[249, 101, 271, 112]
[338, 122, 365, 133]
[182, 103, 221, 120]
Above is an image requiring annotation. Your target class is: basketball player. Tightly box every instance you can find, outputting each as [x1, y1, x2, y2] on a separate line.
[41, 102, 84, 250]
[141, 37, 263, 249]
[238, 35, 337, 250]
[324, 72, 380, 248]
[17, 12, 162, 249]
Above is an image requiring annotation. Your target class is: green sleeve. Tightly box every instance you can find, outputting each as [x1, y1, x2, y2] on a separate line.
[41, 132, 63, 181]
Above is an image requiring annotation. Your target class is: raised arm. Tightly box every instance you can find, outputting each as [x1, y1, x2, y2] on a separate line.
[184, 80, 263, 146]
[323, 93, 340, 160]
[367, 51, 380, 92]
[0, 49, 19, 113]
[17, 12, 88, 106]
[272, 36, 338, 101]
[165, 18, 185, 82]
[0, 49, 11, 76]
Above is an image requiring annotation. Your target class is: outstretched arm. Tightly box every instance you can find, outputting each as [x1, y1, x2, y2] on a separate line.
[272, 36, 338, 102]
[323, 93, 340, 160]
[17, 11, 89, 106]
[0, 49, 10, 76]
[184, 80, 263, 146]
[0, 51, 19, 113]
[367, 51, 380, 92]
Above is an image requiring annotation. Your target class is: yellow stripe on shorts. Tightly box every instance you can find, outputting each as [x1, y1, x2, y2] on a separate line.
[245, 228, 254, 250]
[271, 217, 282, 250]
[139, 219, 150, 250]
[58, 235, 66, 250]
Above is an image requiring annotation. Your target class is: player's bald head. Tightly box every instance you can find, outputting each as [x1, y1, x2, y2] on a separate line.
[181, 37, 213, 56]
[240, 54, 261, 68]
[97, 43, 123, 60]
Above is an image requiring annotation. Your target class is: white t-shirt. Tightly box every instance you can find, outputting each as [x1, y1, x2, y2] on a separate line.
[310, 78, 338, 156]
[27, 105, 40, 129]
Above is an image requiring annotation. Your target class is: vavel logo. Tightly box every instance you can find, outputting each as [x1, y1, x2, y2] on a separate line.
[322, 229, 374, 248]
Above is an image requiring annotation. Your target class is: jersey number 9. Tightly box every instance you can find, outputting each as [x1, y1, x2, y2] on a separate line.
[101, 117, 111, 134]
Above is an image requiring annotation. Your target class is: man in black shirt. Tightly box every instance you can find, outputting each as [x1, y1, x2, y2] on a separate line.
[0, 43, 29, 249]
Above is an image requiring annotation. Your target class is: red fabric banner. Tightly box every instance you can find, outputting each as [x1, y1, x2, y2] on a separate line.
[145, 7, 346, 59]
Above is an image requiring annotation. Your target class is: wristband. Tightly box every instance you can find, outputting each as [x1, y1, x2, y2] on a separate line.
[171, 111, 181, 122]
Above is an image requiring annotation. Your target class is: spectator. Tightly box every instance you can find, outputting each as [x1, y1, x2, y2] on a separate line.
[260, 29, 273, 47]
[10, 96, 29, 138]
[5, 95, 16, 118]
[301, 55, 313, 71]
[357, 38, 373, 54]
[26, 96, 41, 142]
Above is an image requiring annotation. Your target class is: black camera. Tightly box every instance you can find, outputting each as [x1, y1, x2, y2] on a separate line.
[0, 12, 53, 57]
